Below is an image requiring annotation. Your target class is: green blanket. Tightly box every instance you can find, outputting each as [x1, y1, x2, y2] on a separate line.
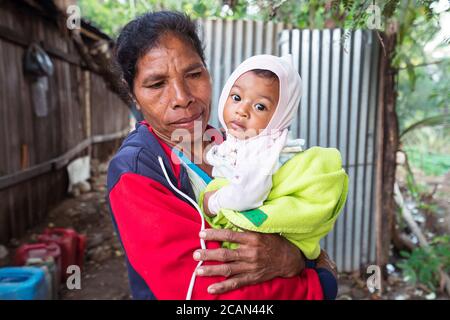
[199, 147, 349, 260]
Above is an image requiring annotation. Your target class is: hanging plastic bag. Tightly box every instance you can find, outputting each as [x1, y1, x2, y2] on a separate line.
[23, 43, 54, 78]
[31, 76, 49, 117]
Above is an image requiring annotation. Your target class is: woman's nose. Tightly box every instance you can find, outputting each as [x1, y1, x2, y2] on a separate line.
[169, 79, 193, 109]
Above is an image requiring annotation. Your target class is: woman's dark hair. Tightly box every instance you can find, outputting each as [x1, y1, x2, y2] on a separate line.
[114, 11, 205, 93]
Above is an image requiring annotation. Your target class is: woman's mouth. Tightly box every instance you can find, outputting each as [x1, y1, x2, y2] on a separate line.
[170, 112, 204, 129]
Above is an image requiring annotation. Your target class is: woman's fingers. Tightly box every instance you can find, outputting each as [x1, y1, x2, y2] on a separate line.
[193, 247, 242, 262]
[193, 231, 307, 294]
[199, 229, 259, 245]
[196, 262, 252, 277]
[206, 274, 254, 294]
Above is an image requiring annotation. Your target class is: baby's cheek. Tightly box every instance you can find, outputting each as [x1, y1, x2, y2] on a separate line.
[222, 102, 234, 122]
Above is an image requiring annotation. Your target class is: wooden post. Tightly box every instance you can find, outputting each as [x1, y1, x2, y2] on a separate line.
[84, 70, 92, 157]
[375, 22, 399, 293]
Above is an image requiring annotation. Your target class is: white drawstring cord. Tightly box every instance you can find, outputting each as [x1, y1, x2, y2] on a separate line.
[157, 156, 206, 300]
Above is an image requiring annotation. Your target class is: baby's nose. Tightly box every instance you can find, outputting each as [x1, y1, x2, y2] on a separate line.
[235, 105, 249, 118]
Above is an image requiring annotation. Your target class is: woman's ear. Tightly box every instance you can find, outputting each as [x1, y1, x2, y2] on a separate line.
[121, 78, 140, 109]
[133, 98, 141, 110]
[129, 92, 141, 110]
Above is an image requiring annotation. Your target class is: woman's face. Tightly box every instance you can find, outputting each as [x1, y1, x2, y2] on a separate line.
[133, 33, 212, 146]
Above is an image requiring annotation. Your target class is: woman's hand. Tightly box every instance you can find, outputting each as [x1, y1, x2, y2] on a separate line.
[193, 228, 305, 294]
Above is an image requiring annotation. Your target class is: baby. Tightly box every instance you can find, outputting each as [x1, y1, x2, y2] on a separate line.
[200, 54, 348, 260]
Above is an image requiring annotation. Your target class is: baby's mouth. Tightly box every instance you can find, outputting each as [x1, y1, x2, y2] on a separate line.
[229, 120, 246, 131]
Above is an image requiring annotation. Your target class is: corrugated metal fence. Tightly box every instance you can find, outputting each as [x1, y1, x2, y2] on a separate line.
[197, 19, 381, 272]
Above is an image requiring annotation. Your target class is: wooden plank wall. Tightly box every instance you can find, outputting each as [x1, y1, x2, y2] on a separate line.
[90, 72, 130, 161]
[0, 3, 130, 244]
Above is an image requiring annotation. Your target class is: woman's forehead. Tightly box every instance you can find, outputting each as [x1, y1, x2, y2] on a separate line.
[135, 35, 204, 78]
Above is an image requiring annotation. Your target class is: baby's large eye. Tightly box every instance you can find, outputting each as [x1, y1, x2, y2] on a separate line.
[255, 103, 266, 111]
[231, 94, 241, 102]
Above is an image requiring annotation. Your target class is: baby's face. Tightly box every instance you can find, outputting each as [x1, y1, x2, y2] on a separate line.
[223, 71, 279, 139]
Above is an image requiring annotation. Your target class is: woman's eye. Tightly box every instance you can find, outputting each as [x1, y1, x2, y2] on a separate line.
[148, 81, 164, 89]
[255, 103, 266, 111]
[188, 71, 202, 78]
[231, 94, 241, 102]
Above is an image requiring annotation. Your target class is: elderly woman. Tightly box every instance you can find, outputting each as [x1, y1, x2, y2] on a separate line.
[107, 11, 338, 300]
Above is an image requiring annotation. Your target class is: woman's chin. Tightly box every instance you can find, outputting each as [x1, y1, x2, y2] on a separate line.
[169, 123, 207, 145]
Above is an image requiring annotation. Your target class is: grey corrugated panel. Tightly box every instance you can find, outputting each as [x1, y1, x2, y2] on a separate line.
[244, 20, 254, 60]
[309, 30, 320, 147]
[299, 30, 310, 144]
[234, 19, 244, 70]
[212, 19, 223, 120]
[281, 29, 300, 136]
[325, 29, 343, 262]
[348, 30, 363, 271]
[369, 35, 381, 265]
[255, 20, 264, 55]
[335, 29, 352, 271]
[356, 31, 373, 267]
[319, 29, 332, 255]
[275, 22, 285, 55]
[265, 21, 274, 54]
[202, 18, 213, 81]
[319, 30, 331, 148]
[344, 30, 355, 271]
[224, 19, 233, 85]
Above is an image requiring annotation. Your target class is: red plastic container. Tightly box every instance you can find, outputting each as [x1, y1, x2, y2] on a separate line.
[14, 243, 61, 271]
[14, 243, 62, 287]
[37, 228, 85, 281]
[76, 234, 87, 270]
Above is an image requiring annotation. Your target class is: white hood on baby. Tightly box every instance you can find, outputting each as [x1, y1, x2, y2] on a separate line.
[217, 54, 302, 136]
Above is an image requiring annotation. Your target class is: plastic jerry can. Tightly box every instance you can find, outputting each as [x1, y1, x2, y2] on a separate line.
[0, 267, 48, 300]
[38, 228, 85, 280]
[76, 234, 87, 270]
[14, 242, 62, 284]
[26, 257, 58, 300]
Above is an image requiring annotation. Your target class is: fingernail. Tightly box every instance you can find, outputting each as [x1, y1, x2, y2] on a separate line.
[196, 268, 204, 275]
[199, 231, 206, 238]
[208, 286, 216, 294]
[193, 251, 201, 260]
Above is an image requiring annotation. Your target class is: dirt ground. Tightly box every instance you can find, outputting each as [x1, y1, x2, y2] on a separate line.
[2, 161, 448, 300]
[3, 163, 131, 300]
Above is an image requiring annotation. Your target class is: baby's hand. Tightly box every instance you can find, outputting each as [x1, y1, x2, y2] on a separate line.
[203, 191, 217, 217]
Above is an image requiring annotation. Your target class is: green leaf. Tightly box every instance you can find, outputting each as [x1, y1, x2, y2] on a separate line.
[400, 250, 411, 258]
[400, 114, 450, 139]
[406, 65, 417, 90]
[193, 2, 207, 15]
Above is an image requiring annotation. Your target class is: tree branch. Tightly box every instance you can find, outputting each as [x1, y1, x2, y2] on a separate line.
[396, 60, 448, 70]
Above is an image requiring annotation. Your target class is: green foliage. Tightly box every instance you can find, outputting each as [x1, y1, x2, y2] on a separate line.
[78, 1, 449, 163]
[78, 0, 224, 37]
[404, 146, 450, 176]
[416, 201, 440, 215]
[397, 64, 450, 135]
[404, 167, 427, 200]
[397, 235, 450, 291]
